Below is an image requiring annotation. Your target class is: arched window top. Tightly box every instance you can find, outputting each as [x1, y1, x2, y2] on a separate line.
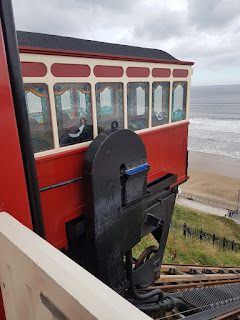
[61, 90, 72, 111]
[100, 87, 112, 114]
[26, 91, 43, 114]
[153, 85, 163, 114]
[173, 85, 184, 111]
[136, 86, 145, 116]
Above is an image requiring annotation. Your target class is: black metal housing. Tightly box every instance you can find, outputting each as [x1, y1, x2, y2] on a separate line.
[83, 128, 177, 293]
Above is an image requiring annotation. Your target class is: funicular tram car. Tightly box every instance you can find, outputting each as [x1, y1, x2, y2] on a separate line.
[0, 6, 194, 317]
[18, 30, 193, 250]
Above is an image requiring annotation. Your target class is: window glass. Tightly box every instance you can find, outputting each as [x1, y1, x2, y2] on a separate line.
[61, 91, 72, 111]
[152, 82, 169, 127]
[24, 83, 53, 153]
[54, 83, 93, 147]
[96, 83, 123, 131]
[172, 81, 187, 122]
[127, 82, 149, 131]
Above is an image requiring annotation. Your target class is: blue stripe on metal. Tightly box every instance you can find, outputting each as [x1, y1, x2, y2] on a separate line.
[125, 163, 148, 175]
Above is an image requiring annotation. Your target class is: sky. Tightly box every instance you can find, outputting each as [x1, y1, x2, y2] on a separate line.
[12, 0, 240, 86]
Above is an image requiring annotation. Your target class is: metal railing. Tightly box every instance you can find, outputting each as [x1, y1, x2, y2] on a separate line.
[180, 192, 235, 211]
[170, 221, 240, 252]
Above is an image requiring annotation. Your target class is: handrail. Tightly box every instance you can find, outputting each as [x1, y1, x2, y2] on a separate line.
[0, 212, 150, 320]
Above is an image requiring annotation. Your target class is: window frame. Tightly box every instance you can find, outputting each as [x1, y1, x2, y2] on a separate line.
[127, 82, 149, 131]
[24, 83, 54, 153]
[171, 81, 188, 123]
[151, 81, 170, 128]
[53, 82, 93, 148]
[95, 82, 124, 131]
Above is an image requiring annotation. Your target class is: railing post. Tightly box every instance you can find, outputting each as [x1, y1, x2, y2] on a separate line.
[223, 237, 226, 249]
[212, 233, 215, 245]
[183, 223, 187, 237]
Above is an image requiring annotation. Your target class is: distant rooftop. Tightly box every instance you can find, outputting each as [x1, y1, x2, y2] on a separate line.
[17, 31, 178, 62]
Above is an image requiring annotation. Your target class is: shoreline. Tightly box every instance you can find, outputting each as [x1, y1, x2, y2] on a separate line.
[180, 151, 240, 209]
[188, 151, 240, 179]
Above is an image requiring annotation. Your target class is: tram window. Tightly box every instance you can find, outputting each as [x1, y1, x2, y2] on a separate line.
[127, 82, 149, 131]
[95, 83, 123, 131]
[172, 81, 187, 122]
[54, 83, 93, 147]
[152, 82, 169, 127]
[24, 83, 54, 153]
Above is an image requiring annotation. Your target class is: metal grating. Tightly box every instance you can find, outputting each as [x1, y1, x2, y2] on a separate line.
[180, 283, 240, 311]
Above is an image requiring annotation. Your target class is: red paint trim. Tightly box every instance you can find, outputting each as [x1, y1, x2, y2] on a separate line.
[126, 67, 150, 77]
[152, 68, 171, 77]
[173, 69, 188, 77]
[94, 65, 123, 77]
[51, 63, 90, 77]
[21, 62, 47, 77]
[19, 46, 194, 66]
[35, 144, 89, 164]
[139, 121, 190, 137]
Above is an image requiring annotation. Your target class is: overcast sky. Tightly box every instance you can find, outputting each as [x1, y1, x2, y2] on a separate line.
[12, 0, 240, 86]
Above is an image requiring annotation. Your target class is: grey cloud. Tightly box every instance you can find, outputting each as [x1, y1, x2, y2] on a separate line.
[78, 0, 137, 12]
[11, 0, 240, 85]
[12, 0, 135, 40]
[188, 0, 240, 30]
[132, 9, 188, 42]
[171, 31, 240, 70]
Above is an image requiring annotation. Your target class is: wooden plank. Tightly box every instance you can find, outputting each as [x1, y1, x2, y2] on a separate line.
[160, 264, 240, 273]
[213, 308, 240, 320]
[156, 273, 240, 283]
[146, 279, 240, 293]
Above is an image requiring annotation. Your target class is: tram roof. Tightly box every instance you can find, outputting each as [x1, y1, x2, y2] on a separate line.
[17, 31, 193, 65]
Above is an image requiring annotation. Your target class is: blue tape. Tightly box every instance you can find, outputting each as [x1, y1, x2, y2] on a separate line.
[125, 163, 148, 175]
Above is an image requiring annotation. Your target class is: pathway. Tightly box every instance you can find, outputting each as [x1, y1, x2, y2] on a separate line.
[176, 197, 240, 224]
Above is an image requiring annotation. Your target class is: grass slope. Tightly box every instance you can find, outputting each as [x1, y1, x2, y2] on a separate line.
[133, 205, 240, 267]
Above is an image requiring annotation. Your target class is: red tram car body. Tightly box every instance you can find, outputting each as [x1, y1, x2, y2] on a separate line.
[16, 31, 194, 250]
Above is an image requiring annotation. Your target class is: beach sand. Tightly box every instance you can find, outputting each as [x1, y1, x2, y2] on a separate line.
[180, 151, 240, 209]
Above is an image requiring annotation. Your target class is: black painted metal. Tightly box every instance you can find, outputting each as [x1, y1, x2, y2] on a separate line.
[83, 129, 149, 291]
[39, 177, 83, 192]
[0, 0, 45, 238]
[178, 283, 240, 319]
[83, 128, 178, 293]
[184, 301, 240, 320]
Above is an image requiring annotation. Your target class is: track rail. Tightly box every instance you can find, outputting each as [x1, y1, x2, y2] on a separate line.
[161, 263, 240, 273]
[214, 309, 240, 320]
[138, 263, 240, 319]
[155, 263, 240, 292]
[136, 263, 240, 293]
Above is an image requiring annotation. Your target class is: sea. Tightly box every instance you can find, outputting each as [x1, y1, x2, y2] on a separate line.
[188, 84, 240, 159]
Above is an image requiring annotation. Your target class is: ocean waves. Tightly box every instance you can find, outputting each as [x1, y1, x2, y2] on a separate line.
[188, 117, 240, 158]
[188, 85, 240, 159]
[189, 117, 240, 134]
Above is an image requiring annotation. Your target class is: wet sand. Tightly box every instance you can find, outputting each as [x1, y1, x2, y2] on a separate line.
[180, 151, 240, 208]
